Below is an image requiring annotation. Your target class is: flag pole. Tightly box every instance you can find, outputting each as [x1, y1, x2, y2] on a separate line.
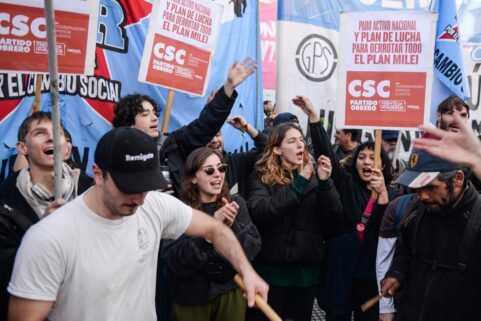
[44, 0, 63, 200]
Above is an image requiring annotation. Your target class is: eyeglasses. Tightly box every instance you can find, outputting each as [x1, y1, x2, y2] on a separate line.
[200, 164, 228, 176]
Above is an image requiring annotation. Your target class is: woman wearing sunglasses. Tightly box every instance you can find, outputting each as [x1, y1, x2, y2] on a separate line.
[247, 123, 344, 321]
[164, 147, 261, 321]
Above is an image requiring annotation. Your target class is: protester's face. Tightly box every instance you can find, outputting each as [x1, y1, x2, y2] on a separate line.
[437, 108, 469, 133]
[264, 102, 274, 116]
[100, 172, 147, 218]
[356, 147, 375, 183]
[334, 129, 349, 147]
[63, 137, 72, 162]
[382, 139, 397, 160]
[274, 128, 305, 169]
[415, 178, 457, 213]
[191, 154, 225, 203]
[206, 132, 224, 153]
[133, 100, 159, 138]
[16, 119, 67, 170]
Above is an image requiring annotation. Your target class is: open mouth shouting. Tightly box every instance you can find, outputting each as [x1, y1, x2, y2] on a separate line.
[361, 167, 373, 179]
[43, 147, 54, 156]
[296, 151, 304, 161]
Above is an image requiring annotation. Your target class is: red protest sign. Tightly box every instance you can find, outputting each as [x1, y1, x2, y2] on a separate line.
[139, 0, 223, 96]
[345, 71, 426, 127]
[337, 11, 436, 130]
[0, 1, 98, 75]
[144, 34, 211, 95]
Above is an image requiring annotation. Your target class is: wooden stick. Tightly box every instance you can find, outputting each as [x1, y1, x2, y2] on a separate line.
[161, 89, 175, 134]
[234, 275, 282, 321]
[371, 129, 383, 198]
[361, 294, 381, 312]
[32, 74, 43, 113]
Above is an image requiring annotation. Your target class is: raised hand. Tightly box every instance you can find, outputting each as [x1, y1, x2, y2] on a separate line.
[317, 155, 332, 181]
[292, 95, 319, 123]
[414, 114, 481, 168]
[224, 57, 257, 97]
[227, 115, 248, 132]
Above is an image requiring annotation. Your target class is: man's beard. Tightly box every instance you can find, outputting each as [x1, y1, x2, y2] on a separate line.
[438, 117, 449, 131]
[423, 191, 456, 213]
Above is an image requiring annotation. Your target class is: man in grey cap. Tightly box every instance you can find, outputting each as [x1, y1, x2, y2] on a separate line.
[7, 127, 268, 321]
[380, 149, 481, 321]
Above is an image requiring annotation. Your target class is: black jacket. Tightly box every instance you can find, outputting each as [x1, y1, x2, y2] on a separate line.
[247, 171, 343, 266]
[224, 132, 267, 197]
[165, 195, 261, 305]
[159, 87, 237, 198]
[0, 171, 92, 321]
[386, 182, 481, 321]
[309, 121, 399, 280]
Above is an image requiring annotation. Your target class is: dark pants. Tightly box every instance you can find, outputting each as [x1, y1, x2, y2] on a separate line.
[155, 259, 170, 321]
[352, 278, 379, 321]
[318, 232, 360, 321]
[247, 285, 316, 321]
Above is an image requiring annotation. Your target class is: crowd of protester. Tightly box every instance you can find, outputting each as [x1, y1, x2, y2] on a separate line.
[1, 58, 481, 321]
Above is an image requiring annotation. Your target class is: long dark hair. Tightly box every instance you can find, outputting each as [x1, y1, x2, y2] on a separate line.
[181, 147, 231, 210]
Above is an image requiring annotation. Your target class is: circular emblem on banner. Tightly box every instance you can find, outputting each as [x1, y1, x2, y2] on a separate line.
[295, 34, 338, 82]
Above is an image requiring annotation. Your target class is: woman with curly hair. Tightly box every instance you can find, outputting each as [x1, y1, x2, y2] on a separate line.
[247, 123, 343, 321]
[164, 147, 261, 321]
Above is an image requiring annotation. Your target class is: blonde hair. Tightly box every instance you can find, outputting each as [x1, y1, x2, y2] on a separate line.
[256, 123, 310, 186]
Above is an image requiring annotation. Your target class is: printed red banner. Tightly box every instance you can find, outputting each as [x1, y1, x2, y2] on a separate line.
[145, 34, 211, 95]
[0, 1, 98, 74]
[345, 71, 426, 127]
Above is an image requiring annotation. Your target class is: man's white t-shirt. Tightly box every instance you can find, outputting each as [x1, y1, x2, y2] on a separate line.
[8, 191, 192, 321]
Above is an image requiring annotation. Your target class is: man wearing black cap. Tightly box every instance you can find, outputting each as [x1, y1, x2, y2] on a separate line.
[380, 150, 481, 321]
[7, 128, 268, 321]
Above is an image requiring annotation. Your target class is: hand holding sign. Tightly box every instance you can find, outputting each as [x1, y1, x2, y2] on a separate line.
[224, 57, 257, 97]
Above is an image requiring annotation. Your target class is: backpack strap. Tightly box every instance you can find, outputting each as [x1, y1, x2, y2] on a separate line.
[394, 194, 416, 231]
[458, 195, 481, 269]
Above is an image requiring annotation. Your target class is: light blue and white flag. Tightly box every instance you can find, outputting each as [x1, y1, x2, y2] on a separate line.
[430, 0, 470, 123]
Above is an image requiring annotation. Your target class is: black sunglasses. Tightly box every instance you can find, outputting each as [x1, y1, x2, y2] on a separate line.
[201, 164, 228, 176]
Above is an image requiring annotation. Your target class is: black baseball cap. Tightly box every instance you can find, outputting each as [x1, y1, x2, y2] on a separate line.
[273, 112, 299, 127]
[94, 127, 167, 193]
[395, 149, 461, 188]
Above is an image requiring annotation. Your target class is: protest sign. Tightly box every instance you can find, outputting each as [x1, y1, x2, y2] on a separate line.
[139, 0, 223, 95]
[337, 11, 436, 130]
[0, 0, 98, 75]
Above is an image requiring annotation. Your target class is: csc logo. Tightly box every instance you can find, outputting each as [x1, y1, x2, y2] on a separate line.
[153, 43, 186, 65]
[348, 80, 390, 98]
[0, 14, 46, 38]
